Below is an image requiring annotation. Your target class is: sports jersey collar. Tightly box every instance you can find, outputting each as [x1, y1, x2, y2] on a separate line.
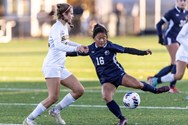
[175, 6, 186, 13]
[95, 42, 108, 48]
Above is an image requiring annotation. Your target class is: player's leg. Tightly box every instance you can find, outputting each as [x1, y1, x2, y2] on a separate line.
[49, 74, 84, 125]
[154, 61, 186, 83]
[169, 64, 179, 93]
[174, 61, 187, 80]
[121, 74, 169, 94]
[166, 43, 179, 92]
[23, 78, 60, 125]
[102, 83, 127, 125]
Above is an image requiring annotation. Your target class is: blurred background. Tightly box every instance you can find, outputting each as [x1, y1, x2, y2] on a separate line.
[0, 0, 176, 43]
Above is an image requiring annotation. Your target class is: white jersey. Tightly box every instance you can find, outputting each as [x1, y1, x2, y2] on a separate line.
[176, 22, 188, 55]
[42, 20, 81, 68]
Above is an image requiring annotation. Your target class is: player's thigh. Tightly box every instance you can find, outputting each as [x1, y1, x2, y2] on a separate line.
[121, 74, 143, 88]
[61, 74, 84, 93]
[45, 78, 61, 98]
[166, 43, 179, 63]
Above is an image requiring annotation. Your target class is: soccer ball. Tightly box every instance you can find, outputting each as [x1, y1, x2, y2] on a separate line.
[123, 92, 140, 109]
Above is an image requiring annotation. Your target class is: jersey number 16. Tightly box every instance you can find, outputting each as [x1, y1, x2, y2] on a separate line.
[96, 57, 104, 65]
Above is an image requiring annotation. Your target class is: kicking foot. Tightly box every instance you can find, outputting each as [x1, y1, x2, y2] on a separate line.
[156, 86, 170, 94]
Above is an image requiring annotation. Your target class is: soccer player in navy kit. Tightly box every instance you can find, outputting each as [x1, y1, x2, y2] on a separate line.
[148, 0, 188, 93]
[67, 24, 170, 125]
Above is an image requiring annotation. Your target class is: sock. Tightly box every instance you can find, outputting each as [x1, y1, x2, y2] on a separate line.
[161, 74, 175, 83]
[55, 93, 75, 111]
[106, 100, 124, 120]
[170, 64, 177, 87]
[28, 103, 46, 120]
[154, 64, 173, 77]
[141, 81, 157, 93]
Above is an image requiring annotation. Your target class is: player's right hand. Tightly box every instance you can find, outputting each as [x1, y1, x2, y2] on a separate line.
[158, 35, 164, 45]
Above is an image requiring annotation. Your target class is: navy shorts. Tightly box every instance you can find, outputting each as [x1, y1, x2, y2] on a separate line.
[164, 36, 179, 45]
[99, 71, 126, 88]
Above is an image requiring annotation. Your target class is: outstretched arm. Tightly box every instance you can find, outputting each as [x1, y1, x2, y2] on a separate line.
[124, 47, 152, 56]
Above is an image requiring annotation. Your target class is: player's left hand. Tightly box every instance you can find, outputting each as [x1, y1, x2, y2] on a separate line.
[146, 49, 152, 55]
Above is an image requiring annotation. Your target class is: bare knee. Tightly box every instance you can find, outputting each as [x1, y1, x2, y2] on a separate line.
[47, 95, 59, 104]
[102, 95, 112, 103]
[72, 87, 85, 99]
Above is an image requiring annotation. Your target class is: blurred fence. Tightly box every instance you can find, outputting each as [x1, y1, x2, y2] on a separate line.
[0, 0, 175, 42]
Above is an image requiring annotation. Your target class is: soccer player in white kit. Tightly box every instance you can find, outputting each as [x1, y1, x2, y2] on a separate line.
[149, 20, 188, 88]
[23, 3, 88, 125]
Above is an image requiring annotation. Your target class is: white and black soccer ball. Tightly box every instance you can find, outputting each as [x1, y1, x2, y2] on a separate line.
[123, 92, 140, 109]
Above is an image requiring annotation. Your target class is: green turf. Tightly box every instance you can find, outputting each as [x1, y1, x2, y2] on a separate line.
[0, 36, 188, 125]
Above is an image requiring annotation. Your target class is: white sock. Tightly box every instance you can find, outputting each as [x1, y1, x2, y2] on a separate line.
[27, 103, 46, 120]
[56, 93, 75, 111]
[161, 74, 175, 83]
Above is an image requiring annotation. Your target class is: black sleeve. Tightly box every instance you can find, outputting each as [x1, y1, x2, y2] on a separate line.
[156, 19, 165, 36]
[66, 52, 89, 57]
[124, 47, 148, 55]
[66, 52, 78, 57]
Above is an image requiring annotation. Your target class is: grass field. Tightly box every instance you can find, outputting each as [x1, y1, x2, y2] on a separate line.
[0, 36, 188, 125]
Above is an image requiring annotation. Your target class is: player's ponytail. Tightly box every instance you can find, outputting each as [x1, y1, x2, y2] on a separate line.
[57, 3, 74, 28]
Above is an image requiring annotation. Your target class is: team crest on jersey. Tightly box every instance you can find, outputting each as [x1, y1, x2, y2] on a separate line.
[176, 14, 179, 17]
[104, 50, 110, 55]
[61, 35, 69, 41]
[61, 35, 69, 44]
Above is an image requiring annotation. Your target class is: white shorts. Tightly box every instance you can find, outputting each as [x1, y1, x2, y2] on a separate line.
[42, 66, 72, 80]
[176, 46, 188, 64]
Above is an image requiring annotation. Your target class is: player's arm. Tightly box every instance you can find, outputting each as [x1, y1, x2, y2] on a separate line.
[156, 10, 171, 45]
[124, 47, 152, 56]
[111, 42, 152, 56]
[156, 19, 165, 45]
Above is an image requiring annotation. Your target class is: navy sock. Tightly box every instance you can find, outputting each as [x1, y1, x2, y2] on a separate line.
[154, 64, 173, 77]
[141, 81, 157, 93]
[170, 64, 177, 87]
[106, 100, 124, 120]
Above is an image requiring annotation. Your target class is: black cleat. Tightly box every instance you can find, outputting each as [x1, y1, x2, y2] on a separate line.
[117, 118, 127, 125]
[156, 86, 170, 94]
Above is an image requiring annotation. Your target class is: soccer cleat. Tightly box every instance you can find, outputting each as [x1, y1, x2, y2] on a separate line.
[148, 77, 158, 87]
[23, 118, 37, 125]
[156, 86, 170, 94]
[147, 76, 153, 81]
[49, 108, 66, 125]
[169, 87, 179, 93]
[117, 118, 127, 125]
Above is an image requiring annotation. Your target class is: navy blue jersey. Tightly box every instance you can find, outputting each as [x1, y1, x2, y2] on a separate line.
[87, 41, 126, 86]
[162, 7, 188, 44]
[66, 41, 148, 87]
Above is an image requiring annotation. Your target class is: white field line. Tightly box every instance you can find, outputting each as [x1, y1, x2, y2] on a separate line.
[0, 102, 188, 110]
[0, 124, 22, 125]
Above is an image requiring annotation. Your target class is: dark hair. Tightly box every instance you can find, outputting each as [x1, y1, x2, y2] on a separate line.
[93, 24, 108, 38]
[56, 3, 74, 28]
